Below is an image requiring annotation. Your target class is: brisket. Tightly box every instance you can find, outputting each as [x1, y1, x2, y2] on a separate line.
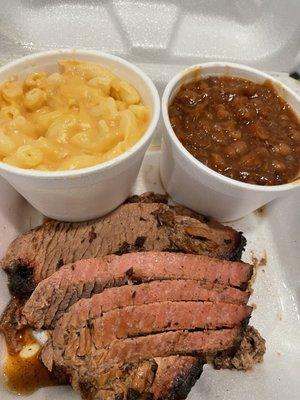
[57, 300, 250, 355]
[97, 328, 242, 366]
[0, 297, 25, 353]
[150, 356, 204, 400]
[42, 328, 242, 373]
[40, 261, 250, 399]
[22, 252, 252, 329]
[213, 325, 266, 371]
[53, 279, 249, 345]
[89, 301, 250, 346]
[77, 356, 204, 400]
[0, 194, 251, 400]
[125, 192, 168, 204]
[1, 198, 245, 298]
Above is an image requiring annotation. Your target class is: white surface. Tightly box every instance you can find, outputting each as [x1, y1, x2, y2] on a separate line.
[0, 150, 299, 400]
[0, 50, 160, 221]
[0, 1, 299, 399]
[160, 62, 300, 221]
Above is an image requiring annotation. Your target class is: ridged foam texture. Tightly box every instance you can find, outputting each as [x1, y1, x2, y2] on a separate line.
[0, 0, 300, 71]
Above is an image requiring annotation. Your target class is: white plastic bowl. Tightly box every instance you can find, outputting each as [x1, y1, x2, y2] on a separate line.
[0, 49, 160, 221]
[160, 62, 300, 221]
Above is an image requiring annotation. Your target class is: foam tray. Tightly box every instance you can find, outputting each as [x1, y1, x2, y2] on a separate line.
[0, 1, 300, 399]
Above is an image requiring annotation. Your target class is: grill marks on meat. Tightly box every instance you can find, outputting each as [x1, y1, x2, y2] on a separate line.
[22, 252, 252, 329]
[1, 201, 245, 297]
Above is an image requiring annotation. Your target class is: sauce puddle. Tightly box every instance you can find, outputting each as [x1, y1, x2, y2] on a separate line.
[2, 329, 58, 395]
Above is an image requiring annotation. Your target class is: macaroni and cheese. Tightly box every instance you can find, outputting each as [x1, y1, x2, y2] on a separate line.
[0, 60, 150, 170]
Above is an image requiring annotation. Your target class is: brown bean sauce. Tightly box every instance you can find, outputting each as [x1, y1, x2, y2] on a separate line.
[2, 329, 58, 395]
[169, 76, 300, 185]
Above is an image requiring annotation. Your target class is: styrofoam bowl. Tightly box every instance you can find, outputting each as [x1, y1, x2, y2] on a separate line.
[0, 49, 160, 221]
[160, 62, 300, 222]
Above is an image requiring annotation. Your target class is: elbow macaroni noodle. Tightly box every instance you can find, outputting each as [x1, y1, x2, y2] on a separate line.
[0, 60, 150, 170]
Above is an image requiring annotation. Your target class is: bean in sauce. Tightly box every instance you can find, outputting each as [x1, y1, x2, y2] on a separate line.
[169, 76, 300, 185]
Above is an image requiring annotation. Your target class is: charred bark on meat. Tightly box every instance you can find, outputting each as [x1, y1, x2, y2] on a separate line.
[165, 357, 204, 400]
[8, 263, 35, 298]
[126, 193, 168, 205]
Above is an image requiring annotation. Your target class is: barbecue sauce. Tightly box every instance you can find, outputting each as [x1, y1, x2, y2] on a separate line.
[2, 329, 58, 395]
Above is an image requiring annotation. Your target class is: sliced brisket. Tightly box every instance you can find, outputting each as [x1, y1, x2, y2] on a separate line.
[99, 328, 242, 366]
[150, 356, 204, 400]
[53, 279, 249, 345]
[59, 301, 251, 354]
[0, 194, 251, 400]
[77, 356, 204, 400]
[213, 325, 266, 371]
[42, 327, 242, 373]
[90, 301, 250, 346]
[36, 253, 252, 399]
[22, 252, 252, 329]
[1, 199, 245, 298]
[0, 297, 25, 353]
[52, 299, 250, 356]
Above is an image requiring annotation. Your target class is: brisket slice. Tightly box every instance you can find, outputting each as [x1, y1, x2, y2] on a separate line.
[52, 280, 250, 348]
[22, 252, 252, 329]
[53, 280, 249, 345]
[60, 301, 250, 352]
[150, 356, 204, 400]
[42, 328, 242, 373]
[42, 282, 248, 397]
[1, 199, 245, 298]
[90, 301, 251, 346]
[97, 328, 242, 365]
[77, 356, 204, 400]
[95, 327, 265, 400]
[0, 297, 25, 354]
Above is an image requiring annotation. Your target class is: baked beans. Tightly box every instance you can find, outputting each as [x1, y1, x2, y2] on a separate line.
[169, 76, 300, 185]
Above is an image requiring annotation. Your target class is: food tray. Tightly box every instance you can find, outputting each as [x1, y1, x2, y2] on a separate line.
[0, 1, 300, 399]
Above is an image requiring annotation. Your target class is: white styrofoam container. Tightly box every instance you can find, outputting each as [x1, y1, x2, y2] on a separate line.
[0, 1, 299, 400]
[0, 49, 160, 221]
[160, 62, 300, 221]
